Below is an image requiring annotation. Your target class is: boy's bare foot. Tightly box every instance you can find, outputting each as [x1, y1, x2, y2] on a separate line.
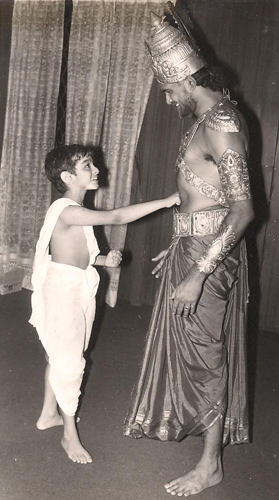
[36, 413, 80, 430]
[36, 412, 63, 430]
[164, 460, 223, 497]
[61, 435, 92, 464]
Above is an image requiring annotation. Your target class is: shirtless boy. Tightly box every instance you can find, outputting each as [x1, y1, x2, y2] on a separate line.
[29, 144, 180, 464]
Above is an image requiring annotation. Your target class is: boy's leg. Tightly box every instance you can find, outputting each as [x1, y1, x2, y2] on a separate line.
[60, 408, 92, 464]
[42, 264, 97, 463]
[58, 291, 96, 464]
[36, 358, 63, 430]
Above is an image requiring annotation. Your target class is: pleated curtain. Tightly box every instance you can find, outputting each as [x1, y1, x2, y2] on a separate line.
[0, 0, 65, 287]
[66, 0, 166, 305]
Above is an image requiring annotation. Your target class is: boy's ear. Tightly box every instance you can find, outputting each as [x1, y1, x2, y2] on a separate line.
[61, 171, 73, 185]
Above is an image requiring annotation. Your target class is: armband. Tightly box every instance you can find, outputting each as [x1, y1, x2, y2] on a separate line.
[217, 149, 252, 202]
[196, 224, 236, 274]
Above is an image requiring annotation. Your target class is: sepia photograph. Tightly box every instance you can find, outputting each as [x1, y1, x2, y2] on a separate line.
[0, 0, 278, 499]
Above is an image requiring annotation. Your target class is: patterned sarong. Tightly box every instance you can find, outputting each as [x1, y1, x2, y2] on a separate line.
[123, 234, 249, 445]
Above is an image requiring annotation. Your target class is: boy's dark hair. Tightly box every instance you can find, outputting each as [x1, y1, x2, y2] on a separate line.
[192, 65, 228, 92]
[45, 144, 95, 193]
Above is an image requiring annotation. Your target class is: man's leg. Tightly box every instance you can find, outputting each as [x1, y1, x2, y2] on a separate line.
[165, 417, 224, 497]
[36, 359, 63, 430]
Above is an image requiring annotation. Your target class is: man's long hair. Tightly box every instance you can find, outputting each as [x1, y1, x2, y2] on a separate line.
[192, 65, 228, 92]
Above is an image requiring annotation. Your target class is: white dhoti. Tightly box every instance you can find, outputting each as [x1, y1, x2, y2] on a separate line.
[42, 262, 99, 415]
[29, 197, 100, 416]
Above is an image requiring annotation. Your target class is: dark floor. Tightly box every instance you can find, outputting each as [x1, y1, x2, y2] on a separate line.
[0, 289, 278, 500]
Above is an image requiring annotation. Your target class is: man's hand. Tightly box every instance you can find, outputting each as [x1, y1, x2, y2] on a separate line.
[151, 250, 168, 278]
[105, 250, 122, 267]
[171, 267, 205, 317]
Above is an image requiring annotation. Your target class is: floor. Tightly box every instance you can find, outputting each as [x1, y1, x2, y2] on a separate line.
[0, 289, 278, 500]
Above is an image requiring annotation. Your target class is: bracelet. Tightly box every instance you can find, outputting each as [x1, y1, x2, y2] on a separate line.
[196, 224, 236, 274]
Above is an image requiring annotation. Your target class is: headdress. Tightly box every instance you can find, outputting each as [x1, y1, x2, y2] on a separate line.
[146, 1, 205, 84]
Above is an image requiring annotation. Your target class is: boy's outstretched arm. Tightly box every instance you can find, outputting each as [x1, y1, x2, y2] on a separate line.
[60, 192, 181, 227]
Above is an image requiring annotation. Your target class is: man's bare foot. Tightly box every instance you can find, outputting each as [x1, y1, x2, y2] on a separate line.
[164, 461, 223, 497]
[61, 435, 92, 464]
[36, 412, 63, 430]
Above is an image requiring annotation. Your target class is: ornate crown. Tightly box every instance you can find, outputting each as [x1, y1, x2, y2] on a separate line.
[146, 3, 205, 84]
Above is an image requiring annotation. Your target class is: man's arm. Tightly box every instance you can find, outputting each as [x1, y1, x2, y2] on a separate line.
[196, 128, 253, 273]
[172, 128, 254, 316]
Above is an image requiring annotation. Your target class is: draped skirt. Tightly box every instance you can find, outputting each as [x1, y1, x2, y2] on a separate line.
[123, 234, 249, 445]
[42, 261, 100, 416]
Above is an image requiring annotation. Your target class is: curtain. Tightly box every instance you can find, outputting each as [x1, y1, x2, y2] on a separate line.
[0, 0, 64, 289]
[119, 80, 190, 305]
[0, 0, 13, 164]
[66, 0, 167, 306]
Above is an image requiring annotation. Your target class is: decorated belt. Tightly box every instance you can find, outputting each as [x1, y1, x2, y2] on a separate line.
[173, 208, 229, 237]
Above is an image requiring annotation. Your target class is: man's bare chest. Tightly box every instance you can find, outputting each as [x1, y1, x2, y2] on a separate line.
[178, 134, 221, 189]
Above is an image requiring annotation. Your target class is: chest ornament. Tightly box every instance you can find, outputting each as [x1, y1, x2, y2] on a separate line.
[176, 157, 229, 208]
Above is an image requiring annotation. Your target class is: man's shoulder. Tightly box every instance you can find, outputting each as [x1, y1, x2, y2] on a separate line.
[204, 101, 241, 133]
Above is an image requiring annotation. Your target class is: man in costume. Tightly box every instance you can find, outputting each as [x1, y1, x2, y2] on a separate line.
[123, 3, 254, 496]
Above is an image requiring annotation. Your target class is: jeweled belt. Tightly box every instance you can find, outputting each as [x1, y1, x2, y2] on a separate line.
[173, 208, 229, 237]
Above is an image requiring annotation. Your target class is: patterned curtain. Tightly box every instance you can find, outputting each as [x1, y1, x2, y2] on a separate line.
[66, 0, 166, 305]
[0, 0, 64, 289]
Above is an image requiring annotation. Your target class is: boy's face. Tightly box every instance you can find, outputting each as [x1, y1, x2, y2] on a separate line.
[72, 155, 99, 191]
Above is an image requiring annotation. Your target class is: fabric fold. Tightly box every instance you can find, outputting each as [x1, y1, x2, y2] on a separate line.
[29, 197, 100, 415]
[123, 235, 249, 445]
[29, 197, 99, 344]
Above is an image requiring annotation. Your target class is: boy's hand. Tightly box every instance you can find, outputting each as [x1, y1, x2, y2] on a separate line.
[165, 191, 181, 208]
[151, 249, 168, 278]
[105, 250, 122, 267]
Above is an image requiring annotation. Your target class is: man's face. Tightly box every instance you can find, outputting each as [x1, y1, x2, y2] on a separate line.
[160, 80, 197, 118]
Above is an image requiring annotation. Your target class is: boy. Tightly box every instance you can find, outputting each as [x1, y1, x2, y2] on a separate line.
[29, 144, 180, 465]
